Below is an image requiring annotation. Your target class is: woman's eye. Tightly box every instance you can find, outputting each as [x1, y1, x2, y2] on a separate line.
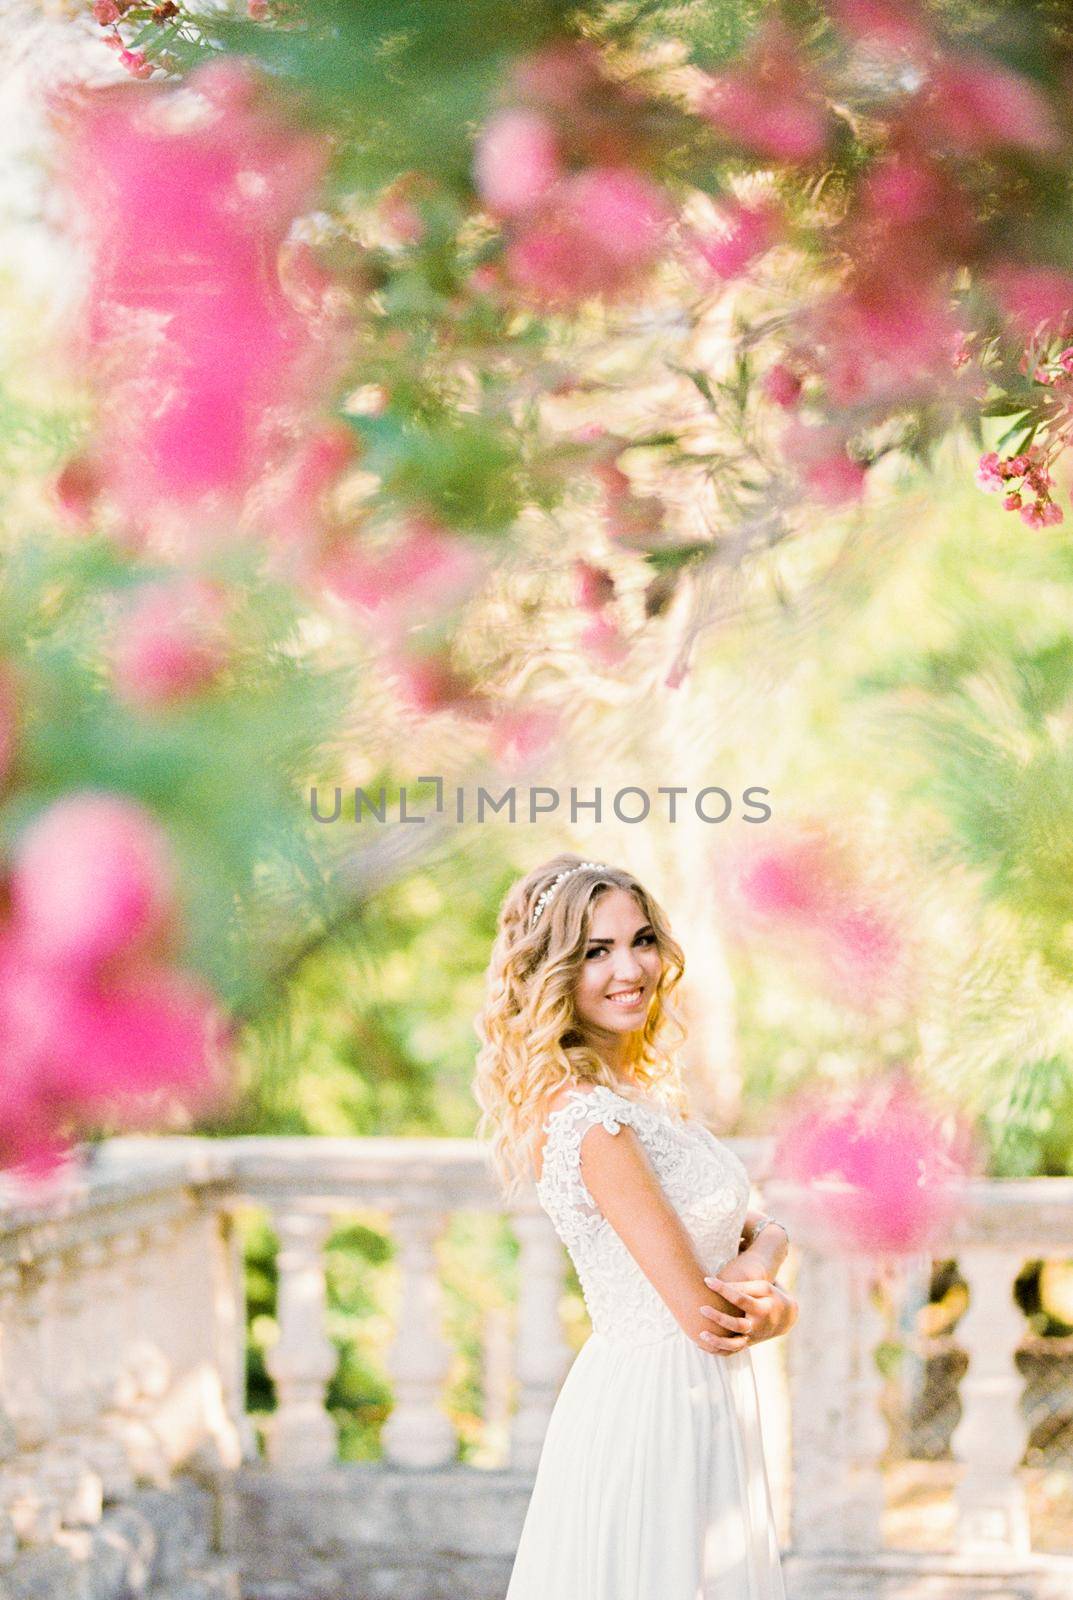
[637, 932, 656, 945]
[584, 947, 605, 960]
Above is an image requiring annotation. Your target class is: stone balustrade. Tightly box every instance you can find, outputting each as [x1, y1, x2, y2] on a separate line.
[0, 1134, 1070, 1592]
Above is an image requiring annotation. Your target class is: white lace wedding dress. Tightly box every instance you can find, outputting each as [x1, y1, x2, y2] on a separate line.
[505, 1084, 786, 1600]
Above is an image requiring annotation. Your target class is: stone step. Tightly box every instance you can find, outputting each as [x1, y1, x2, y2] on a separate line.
[0, 1482, 221, 1600]
[147, 1557, 242, 1600]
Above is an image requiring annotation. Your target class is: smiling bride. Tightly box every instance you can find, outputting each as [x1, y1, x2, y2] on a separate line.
[473, 854, 796, 1600]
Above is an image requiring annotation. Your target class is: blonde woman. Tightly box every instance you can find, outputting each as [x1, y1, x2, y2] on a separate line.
[473, 854, 796, 1599]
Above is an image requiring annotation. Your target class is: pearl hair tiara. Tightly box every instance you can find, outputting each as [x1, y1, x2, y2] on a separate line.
[530, 862, 613, 929]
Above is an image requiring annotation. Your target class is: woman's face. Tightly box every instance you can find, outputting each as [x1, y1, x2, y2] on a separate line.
[572, 887, 663, 1049]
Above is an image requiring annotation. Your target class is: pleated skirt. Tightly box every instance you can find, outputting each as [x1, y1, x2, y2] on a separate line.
[505, 1328, 786, 1600]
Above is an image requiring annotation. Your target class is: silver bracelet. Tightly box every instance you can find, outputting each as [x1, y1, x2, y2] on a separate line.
[748, 1216, 788, 1250]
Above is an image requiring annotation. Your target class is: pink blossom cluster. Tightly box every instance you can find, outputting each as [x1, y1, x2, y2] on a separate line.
[724, 826, 908, 1009]
[769, 1073, 975, 1255]
[53, 61, 331, 533]
[109, 577, 233, 709]
[700, 20, 828, 165]
[473, 43, 675, 305]
[0, 792, 226, 1176]
[680, 8, 1073, 513]
[975, 446, 1064, 527]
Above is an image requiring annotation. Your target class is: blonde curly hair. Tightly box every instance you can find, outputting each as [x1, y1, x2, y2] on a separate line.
[472, 853, 689, 1201]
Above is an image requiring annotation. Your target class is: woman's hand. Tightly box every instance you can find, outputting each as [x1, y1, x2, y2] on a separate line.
[695, 1251, 798, 1354]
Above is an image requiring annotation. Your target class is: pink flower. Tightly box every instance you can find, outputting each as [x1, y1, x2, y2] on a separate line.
[975, 450, 1005, 491]
[505, 166, 673, 304]
[110, 577, 232, 709]
[1020, 501, 1047, 527]
[1059, 348, 1073, 373]
[782, 420, 866, 504]
[474, 109, 560, 216]
[53, 453, 104, 524]
[384, 644, 476, 714]
[1003, 492, 1023, 511]
[320, 517, 486, 638]
[56, 62, 329, 524]
[118, 49, 153, 80]
[769, 1074, 974, 1255]
[579, 613, 629, 667]
[53, 966, 224, 1105]
[92, 0, 121, 23]
[573, 560, 616, 611]
[830, 0, 931, 51]
[701, 22, 828, 164]
[926, 57, 1060, 157]
[10, 792, 177, 975]
[763, 363, 802, 408]
[247, 0, 269, 16]
[485, 705, 559, 767]
[1042, 500, 1064, 525]
[989, 265, 1073, 339]
[695, 199, 780, 280]
[509, 41, 605, 112]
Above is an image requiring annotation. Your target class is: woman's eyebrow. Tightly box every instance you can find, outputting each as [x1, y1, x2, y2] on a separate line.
[586, 923, 654, 945]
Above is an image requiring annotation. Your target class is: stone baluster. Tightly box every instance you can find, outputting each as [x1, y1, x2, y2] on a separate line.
[210, 1204, 259, 1464]
[510, 1211, 571, 1470]
[787, 1247, 884, 1554]
[264, 1208, 338, 1469]
[0, 1261, 61, 1547]
[382, 1209, 456, 1468]
[36, 1253, 102, 1527]
[951, 1249, 1031, 1562]
[78, 1239, 135, 1499]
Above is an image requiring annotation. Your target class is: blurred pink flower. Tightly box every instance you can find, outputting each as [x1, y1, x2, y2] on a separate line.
[319, 516, 486, 638]
[110, 577, 232, 709]
[505, 166, 673, 304]
[510, 41, 605, 112]
[0, 926, 226, 1175]
[781, 419, 866, 504]
[573, 559, 616, 611]
[55, 61, 329, 523]
[384, 643, 477, 714]
[695, 199, 780, 280]
[485, 705, 559, 767]
[701, 22, 828, 164]
[10, 792, 178, 975]
[53, 452, 104, 524]
[474, 108, 560, 216]
[769, 1074, 975, 1254]
[925, 58, 1060, 156]
[92, 0, 121, 23]
[579, 612, 629, 667]
[726, 827, 908, 1007]
[989, 265, 1073, 338]
[830, 0, 931, 50]
[54, 966, 224, 1104]
[763, 363, 802, 408]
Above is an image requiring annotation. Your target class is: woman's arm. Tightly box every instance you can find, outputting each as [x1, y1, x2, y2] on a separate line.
[738, 1209, 789, 1279]
[577, 1119, 751, 1353]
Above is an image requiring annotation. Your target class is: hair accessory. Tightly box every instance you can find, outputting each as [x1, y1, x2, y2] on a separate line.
[530, 861, 612, 930]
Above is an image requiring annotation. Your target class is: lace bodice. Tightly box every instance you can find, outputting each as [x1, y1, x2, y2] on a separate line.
[535, 1085, 752, 1346]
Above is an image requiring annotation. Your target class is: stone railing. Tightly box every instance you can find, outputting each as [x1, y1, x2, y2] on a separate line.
[0, 1134, 1070, 1585]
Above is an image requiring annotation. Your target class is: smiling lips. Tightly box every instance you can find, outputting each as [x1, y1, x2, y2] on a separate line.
[606, 986, 646, 1008]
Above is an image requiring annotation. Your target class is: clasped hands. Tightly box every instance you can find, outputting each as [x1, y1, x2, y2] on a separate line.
[697, 1247, 797, 1356]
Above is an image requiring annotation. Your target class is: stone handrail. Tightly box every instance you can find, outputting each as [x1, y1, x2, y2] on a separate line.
[0, 1135, 1070, 1571]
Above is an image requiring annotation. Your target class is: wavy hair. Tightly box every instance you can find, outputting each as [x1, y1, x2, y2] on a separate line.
[472, 853, 689, 1201]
